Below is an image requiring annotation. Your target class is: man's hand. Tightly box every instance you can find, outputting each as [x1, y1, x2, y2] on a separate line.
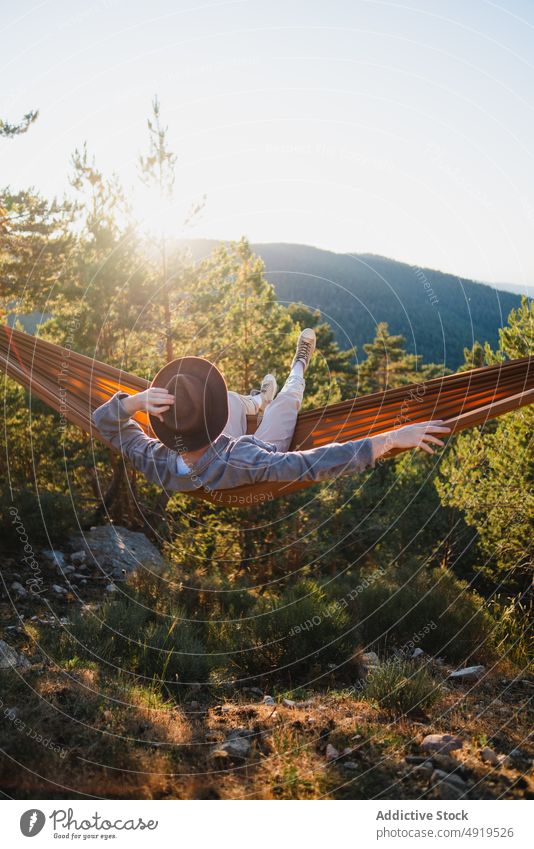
[121, 387, 175, 421]
[371, 420, 451, 462]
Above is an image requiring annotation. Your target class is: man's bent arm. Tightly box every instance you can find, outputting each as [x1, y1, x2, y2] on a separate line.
[91, 391, 189, 491]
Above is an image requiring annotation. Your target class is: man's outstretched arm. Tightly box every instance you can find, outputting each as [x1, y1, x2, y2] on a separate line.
[210, 420, 451, 488]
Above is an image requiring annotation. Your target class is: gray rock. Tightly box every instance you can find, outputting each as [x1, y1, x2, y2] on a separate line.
[326, 743, 339, 762]
[282, 698, 296, 708]
[58, 564, 75, 576]
[42, 549, 66, 568]
[362, 651, 380, 666]
[69, 525, 166, 577]
[105, 583, 118, 593]
[421, 734, 464, 755]
[70, 549, 87, 565]
[448, 665, 485, 682]
[262, 695, 275, 705]
[11, 581, 27, 598]
[411, 648, 425, 658]
[214, 732, 252, 760]
[481, 746, 499, 766]
[342, 761, 359, 771]
[0, 640, 31, 670]
[431, 769, 469, 799]
[5, 707, 18, 720]
[413, 761, 434, 779]
[505, 748, 531, 767]
[52, 584, 67, 595]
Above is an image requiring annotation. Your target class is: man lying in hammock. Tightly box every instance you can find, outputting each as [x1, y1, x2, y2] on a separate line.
[91, 329, 451, 494]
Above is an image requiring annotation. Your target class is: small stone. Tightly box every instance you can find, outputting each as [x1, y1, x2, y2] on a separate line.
[342, 761, 359, 771]
[52, 584, 67, 595]
[447, 665, 485, 682]
[105, 583, 118, 593]
[326, 743, 339, 762]
[11, 581, 27, 598]
[5, 707, 18, 720]
[411, 648, 424, 658]
[263, 695, 275, 705]
[362, 651, 380, 666]
[58, 564, 75, 576]
[481, 747, 499, 766]
[42, 549, 66, 568]
[421, 734, 463, 755]
[215, 734, 251, 760]
[504, 749, 531, 767]
[431, 769, 469, 799]
[70, 550, 87, 565]
[413, 761, 434, 779]
[282, 698, 296, 708]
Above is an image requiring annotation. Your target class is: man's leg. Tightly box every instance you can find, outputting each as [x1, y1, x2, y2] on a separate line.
[223, 391, 261, 439]
[254, 374, 305, 451]
[224, 375, 279, 438]
[254, 328, 316, 452]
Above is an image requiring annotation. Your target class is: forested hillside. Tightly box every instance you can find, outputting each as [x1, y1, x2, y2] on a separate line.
[183, 240, 521, 369]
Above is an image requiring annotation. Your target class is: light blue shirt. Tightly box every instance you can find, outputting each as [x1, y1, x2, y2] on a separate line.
[176, 454, 191, 475]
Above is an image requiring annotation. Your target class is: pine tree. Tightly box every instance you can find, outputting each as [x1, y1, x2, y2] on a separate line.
[186, 238, 296, 393]
[357, 322, 421, 392]
[436, 298, 533, 593]
[138, 96, 178, 363]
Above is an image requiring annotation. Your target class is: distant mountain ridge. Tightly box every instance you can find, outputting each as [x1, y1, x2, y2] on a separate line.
[181, 240, 524, 369]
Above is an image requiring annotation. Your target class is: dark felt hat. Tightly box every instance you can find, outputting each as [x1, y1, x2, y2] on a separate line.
[149, 356, 228, 452]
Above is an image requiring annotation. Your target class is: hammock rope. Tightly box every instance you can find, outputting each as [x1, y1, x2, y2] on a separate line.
[1, 323, 533, 506]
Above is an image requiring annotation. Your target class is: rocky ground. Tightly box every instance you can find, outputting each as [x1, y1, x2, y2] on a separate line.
[1, 528, 533, 800]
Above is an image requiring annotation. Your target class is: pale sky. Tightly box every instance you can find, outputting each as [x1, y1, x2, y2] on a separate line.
[2, 0, 534, 289]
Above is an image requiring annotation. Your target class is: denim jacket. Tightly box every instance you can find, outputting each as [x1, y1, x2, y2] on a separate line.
[91, 391, 375, 494]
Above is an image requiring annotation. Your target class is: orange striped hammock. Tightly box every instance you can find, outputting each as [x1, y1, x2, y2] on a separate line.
[1, 323, 533, 507]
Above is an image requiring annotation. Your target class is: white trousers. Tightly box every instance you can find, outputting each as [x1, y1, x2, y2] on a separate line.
[223, 375, 305, 452]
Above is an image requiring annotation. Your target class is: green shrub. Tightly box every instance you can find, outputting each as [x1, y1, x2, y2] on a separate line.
[489, 595, 534, 670]
[209, 579, 358, 684]
[1, 489, 77, 546]
[355, 562, 497, 663]
[363, 657, 442, 714]
[61, 590, 212, 687]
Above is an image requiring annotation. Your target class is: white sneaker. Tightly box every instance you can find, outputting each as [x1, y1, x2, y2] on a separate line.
[291, 328, 316, 373]
[258, 373, 278, 412]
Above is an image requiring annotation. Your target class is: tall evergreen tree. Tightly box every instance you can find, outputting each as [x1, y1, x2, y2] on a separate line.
[358, 322, 421, 393]
[436, 298, 533, 593]
[139, 96, 178, 363]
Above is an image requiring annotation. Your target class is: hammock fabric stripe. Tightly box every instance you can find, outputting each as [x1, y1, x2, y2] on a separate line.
[1, 323, 533, 506]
